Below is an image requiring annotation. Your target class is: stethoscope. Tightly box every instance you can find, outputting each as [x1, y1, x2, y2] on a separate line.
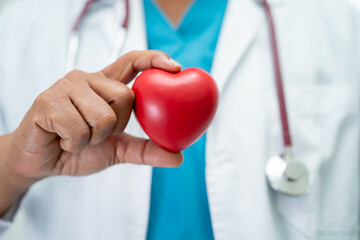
[66, 0, 310, 196]
[65, 0, 130, 72]
[261, 0, 310, 196]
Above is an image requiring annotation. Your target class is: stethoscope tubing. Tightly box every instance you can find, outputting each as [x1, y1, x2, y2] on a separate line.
[65, 0, 130, 73]
[65, 0, 309, 195]
[67, 0, 296, 160]
[262, 0, 292, 148]
[262, 0, 310, 195]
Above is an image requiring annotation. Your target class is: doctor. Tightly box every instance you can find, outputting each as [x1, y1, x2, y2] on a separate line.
[0, 0, 359, 239]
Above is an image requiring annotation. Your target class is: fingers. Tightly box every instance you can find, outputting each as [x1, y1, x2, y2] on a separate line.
[33, 92, 90, 152]
[65, 51, 181, 137]
[31, 50, 181, 154]
[115, 133, 183, 167]
[16, 50, 184, 180]
[32, 76, 120, 152]
[101, 50, 181, 84]
[87, 75, 134, 134]
[67, 83, 117, 146]
[63, 70, 135, 141]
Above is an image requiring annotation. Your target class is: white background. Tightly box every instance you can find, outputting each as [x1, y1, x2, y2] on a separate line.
[0, 0, 11, 9]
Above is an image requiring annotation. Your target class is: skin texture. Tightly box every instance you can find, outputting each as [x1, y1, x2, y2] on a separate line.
[0, 51, 183, 216]
[155, 0, 194, 26]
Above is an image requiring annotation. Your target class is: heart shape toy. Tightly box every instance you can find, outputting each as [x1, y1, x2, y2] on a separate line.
[132, 67, 219, 152]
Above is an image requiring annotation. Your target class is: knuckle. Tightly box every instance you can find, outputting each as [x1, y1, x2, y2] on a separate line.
[72, 124, 90, 142]
[62, 141, 78, 153]
[94, 111, 117, 130]
[61, 139, 85, 153]
[33, 91, 62, 114]
[123, 50, 166, 63]
[34, 92, 50, 106]
[151, 49, 166, 56]
[111, 85, 126, 97]
[103, 111, 117, 126]
[54, 77, 73, 87]
[120, 51, 140, 64]
[147, 50, 167, 59]
[121, 87, 135, 104]
[31, 112, 42, 124]
[36, 91, 66, 113]
[126, 50, 140, 59]
[113, 85, 135, 104]
[65, 69, 84, 79]
[48, 111, 58, 124]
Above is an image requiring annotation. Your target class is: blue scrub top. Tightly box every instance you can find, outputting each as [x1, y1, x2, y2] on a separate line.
[144, 0, 228, 239]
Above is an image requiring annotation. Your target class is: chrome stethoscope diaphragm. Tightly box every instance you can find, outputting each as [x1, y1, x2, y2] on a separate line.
[266, 148, 310, 196]
[261, 0, 310, 196]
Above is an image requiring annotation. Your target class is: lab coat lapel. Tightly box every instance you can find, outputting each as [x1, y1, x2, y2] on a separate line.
[211, 0, 264, 94]
[120, 0, 147, 54]
[117, 1, 153, 240]
[211, 0, 288, 94]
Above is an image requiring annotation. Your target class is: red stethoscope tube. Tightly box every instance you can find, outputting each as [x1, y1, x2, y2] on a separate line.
[262, 0, 292, 148]
[73, 0, 129, 31]
[73, 0, 97, 31]
[66, 0, 130, 72]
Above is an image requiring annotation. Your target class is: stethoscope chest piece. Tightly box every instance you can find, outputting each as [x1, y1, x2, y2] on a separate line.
[265, 153, 310, 196]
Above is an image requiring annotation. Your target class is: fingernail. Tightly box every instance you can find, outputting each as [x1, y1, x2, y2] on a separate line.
[168, 58, 181, 67]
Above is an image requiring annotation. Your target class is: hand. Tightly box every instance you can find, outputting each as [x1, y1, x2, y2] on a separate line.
[0, 51, 183, 214]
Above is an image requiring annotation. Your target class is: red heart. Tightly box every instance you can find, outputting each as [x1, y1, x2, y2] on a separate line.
[132, 67, 219, 152]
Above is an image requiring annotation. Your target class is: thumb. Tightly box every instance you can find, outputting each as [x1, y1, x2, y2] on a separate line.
[115, 133, 184, 167]
[56, 133, 183, 176]
[101, 50, 182, 84]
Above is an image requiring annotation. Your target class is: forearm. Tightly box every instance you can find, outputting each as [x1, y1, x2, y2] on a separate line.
[0, 134, 32, 217]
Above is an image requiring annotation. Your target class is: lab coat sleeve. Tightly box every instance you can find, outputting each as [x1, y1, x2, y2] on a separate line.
[345, 0, 360, 80]
[0, 11, 7, 136]
[354, 2, 360, 81]
[0, 197, 23, 238]
[346, 1, 360, 105]
[357, 7, 360, 83]
[349, 3, 360, 232]
[350, 1, 360, 80]
[0, 4, 24, 237]
[353, 3, 360, 108]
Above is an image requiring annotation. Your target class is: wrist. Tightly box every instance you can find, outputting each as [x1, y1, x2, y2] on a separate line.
[0, 133, 34, 216]
[0, 133, 35, 192]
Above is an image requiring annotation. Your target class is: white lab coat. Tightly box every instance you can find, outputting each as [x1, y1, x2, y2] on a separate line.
[0, 0, 359, 239]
